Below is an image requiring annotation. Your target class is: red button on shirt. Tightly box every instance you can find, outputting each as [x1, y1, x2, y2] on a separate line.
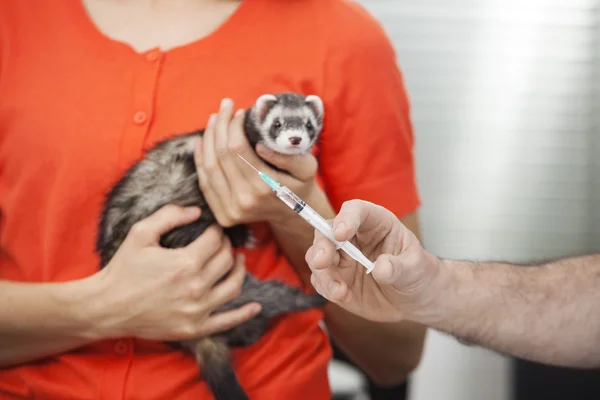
[145, 50, 160, 62]
[133, 111, 148, 125]
[114, 340, 130, 356]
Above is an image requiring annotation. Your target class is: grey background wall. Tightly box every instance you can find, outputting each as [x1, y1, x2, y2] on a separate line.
[592, 3, 600, 246]
[357, 1, 600, 399]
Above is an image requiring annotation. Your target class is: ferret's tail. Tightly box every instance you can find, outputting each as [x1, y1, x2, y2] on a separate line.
[193, 337, 248, 400]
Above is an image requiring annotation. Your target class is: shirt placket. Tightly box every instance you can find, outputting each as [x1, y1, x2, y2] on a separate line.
[103, 48, 165, 400]
[117, 48, 165, 172]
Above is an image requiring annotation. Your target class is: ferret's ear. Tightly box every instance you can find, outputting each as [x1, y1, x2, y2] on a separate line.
[305, 95, 324, 120]
[254, 94, 278, 121]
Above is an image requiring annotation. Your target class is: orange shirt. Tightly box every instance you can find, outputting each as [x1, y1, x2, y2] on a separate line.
[0, 0, 420, 399]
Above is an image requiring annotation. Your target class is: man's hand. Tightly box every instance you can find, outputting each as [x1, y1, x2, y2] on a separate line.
[307, 200, 600, 370]
[306, 200, 441, 323]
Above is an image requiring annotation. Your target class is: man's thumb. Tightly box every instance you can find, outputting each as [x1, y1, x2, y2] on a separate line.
[371, 254, 403, 285]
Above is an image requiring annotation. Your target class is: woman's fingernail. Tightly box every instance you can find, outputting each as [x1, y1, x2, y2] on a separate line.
[334, 223, 345, 236]
[221, 98, 233, 111]
[235, 109, 244, 117]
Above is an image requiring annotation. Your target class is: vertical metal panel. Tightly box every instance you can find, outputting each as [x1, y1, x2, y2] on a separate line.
[590, 5, 600, 248]
[356, 1, 599, 399]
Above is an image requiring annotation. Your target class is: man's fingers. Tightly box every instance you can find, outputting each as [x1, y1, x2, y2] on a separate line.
[128, 205, 201, 246]
[256, 143, 317, 181]
[332, 200, 381, 242]
[198, 302, 262, 337]
[310, 271, 349, 303]
[306, 235, 340, 271]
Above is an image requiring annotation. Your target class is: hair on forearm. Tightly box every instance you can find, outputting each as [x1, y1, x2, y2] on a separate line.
[433, 254, 600, 368]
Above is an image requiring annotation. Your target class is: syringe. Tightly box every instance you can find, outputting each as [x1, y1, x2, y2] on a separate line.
[237, 154, 375, 273]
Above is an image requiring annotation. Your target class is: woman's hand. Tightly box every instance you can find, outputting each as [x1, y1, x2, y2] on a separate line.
[93, 204, 261, 342]
[194, 98, 320, 227]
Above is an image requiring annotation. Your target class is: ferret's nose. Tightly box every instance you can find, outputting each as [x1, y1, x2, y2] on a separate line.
[289, 137, 302, 146]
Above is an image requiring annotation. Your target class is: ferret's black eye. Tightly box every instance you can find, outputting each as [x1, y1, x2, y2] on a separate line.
[306, 120, 313, 130]
[273, 119, 282, 129]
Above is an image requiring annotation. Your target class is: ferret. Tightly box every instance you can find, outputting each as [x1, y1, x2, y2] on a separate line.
[95, 92, 328, 400]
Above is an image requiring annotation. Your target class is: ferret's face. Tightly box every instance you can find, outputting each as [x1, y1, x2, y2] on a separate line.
[251, 93, 324, 156]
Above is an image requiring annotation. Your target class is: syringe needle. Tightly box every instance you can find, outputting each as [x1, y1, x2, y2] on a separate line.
[237, 153, 260, 174]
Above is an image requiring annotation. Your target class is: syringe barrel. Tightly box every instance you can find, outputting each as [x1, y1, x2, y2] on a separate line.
[300, 205, 374, 272]
[275, 186, 374, 273]
[276, 186, 341, 245]
[275, 186, 306, 213]
[300, 205, 341, 246]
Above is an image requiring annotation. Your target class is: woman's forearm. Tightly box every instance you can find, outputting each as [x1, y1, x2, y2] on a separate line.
[269, 188, 426, 385]
[0, 277, 109, 367]
[322, 303, 426, 385]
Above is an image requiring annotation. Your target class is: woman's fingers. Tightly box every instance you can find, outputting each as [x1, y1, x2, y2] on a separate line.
[197, 236, 236, 289]
[197, 302, 261, 337]
[219, 108, 254, 197]
[197, 113, 217, 172]
[194, 116, 217, 195]
[214, 98, 235, 155]
[202, 104, 233, 202]
[194, 138, 209, 188]
[226, 118, 274, 188]
[205, 253, 248, 310]
[256, 143, 317, 182]
[126, 204, 202, 247]
[195, 105, 235, 224]
[184, 224, 228, 271]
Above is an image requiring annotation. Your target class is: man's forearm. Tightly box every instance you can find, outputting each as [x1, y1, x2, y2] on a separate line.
[270, 189, 426, 385]
[0, 278, 107, 367]
[421, 254, 600, 368]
